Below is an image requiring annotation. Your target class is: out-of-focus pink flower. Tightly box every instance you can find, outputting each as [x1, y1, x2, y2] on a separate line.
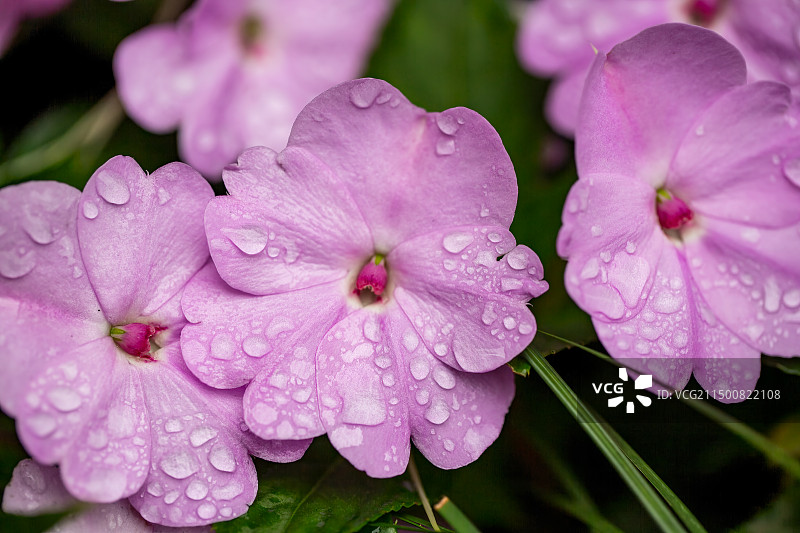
[557, 24, 800, 400]
[181, 78, 548, 477]
[2, 459, 209, 532]
[113, 0, 392, 178]
[0, 0, 71, 56]
[517, 0, 800, 136]
[0, 156, 309, 526]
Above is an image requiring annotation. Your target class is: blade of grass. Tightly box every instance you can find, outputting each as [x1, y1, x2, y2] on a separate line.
[530, 489, 624, 533]
[434, 497, 480, 533]
[540, 329, 800, 482]
[524, 346, 689, 533]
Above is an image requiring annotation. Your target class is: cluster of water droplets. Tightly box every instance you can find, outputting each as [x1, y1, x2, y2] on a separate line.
[135, 411, 247, 525]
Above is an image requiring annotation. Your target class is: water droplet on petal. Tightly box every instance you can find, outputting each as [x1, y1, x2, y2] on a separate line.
[209, 444, 237, 472]
[160, 452, 200, 479]
[503, 316, 517, 330]
[487, 233, 502, 243]
[185, 480, 208, 501]
[163, 490, 180, 504]
[436, 114, 460, 135]
[783, 158, 800, 186]
[164, 418, 183, 433]
[242, 335, 270, 358]
[443, 232, 473, 253]
[410, 357, 430, 380]
[197, 502, 217, 520]
[190, 427, 218, 447]
[95, 170, 130, 205]
[45, 387, 81, 412]
[22, 212, 55, 244]
[590, 225, 603, 237]
[433, 343, 447, 356]
[223, 227, 268, 255]
[763, 277, 781, 313]
[436, 138, 456, 156]
[506, 249, 527, 270]
[157, 188, 171, 205]
[424, 400, 450, 424]
[26, 413, 56, 437]
[443, 439, 455, 452]
[518, 322, 533, 335]
[382, 374, 396, 387]
[403, 330, 420, 352]
[0, 249, 35, 279]
[349, 80, 381, 108]
[82, 201, 99, 219]
[625, 241, 637, 254]
[783, 289, 800, 308]
[433, 366, 456, 390]
[211, 333, 236, 360]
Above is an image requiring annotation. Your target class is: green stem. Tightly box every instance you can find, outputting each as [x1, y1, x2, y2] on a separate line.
[434, 497, 480, 533]
[531, 489, 623, 533]
[408, 454, 440, 532]
[524, 347, 688, 533]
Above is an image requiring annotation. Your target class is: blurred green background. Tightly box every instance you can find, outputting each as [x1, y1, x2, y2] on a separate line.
[2, 0, 800, 531]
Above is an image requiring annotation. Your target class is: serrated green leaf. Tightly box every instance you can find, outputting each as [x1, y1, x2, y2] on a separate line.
[214, 441, 418, 533]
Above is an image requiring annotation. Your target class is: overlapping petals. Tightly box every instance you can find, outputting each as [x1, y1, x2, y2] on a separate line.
[182, 78, 547, 477]
[114, 0, 392, 177]
[517, 0, 800, 136]
[559, 24, 800, 400]
[0, 157, 308, 526]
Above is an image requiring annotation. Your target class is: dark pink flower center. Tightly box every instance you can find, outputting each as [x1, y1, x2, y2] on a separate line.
[685, 0, 726, 26]
[354, 255, 388, 305]
[239, 14, 266, 56]
[110, 323, 165, 362]
[656, 189, 693, 230]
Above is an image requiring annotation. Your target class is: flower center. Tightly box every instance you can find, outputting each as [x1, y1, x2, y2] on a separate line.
[656, 189, 693, 232]
[685, 0, 727, 26]
[110, 323, 165, 362]
[239, 14, 266, 56]
[354, 255, 388, 306]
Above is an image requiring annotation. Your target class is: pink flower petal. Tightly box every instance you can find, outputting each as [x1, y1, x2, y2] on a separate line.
[16, 337, 117, 465]
[577, 24, 745, 186]
[77, 156, 213, 325]
[130, 347, 258, 527]
[289, 79, 517, 250]
[669, 81, 800, 228]
[0, 182, 106, 416]
[406, 343, 514, 470]
[557, 174, 663, 322]
[2, 459, 76, 515]
[389, 226, 546, 373]
[316, 309, 411, 478]
[207, 146, 372, 296]
[592, 245, 694, 392]
[685, 217, 800, 357]
[60, 364, 150, 503]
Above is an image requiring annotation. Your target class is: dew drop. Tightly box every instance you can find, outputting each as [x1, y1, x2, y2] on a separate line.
[22, 212, 55, 245]
[197, 502, 217, 520]
[403, 330, 420, 352]
[481, 303, 497, 325]
[212, 480, 245, 501]
[46, 387, 81, 412]
[157, 188, 171, 205]
[424, 400, 450, 424]
[163, 490, 180, 504]
[783, 158, 800, 186]
[0, 249, 35, 279]
[443, 439, 455, 452]
[210, 333, 236, 360]
[164, 418, 183, 433]
[242, 335, 270, 358]
[503, 316, 517, 330]
[433, 343, 447, 356]
[695, 124, 704, 136]
[436, 138, 456, 156]
[82, 201, 99, 219]
[436, 114, 460, 135]
[349, 80, 380, 108]
[763, 277, 781, 313]
[518, 322, 533, 335]
[185, 480, 209, 501]
[160, 452, 200, 479]
[487, 233, 502, 243]
[209, 444, 237, 472]
[146, 482, 164, 497]
[382, 373, 396, 387]
[416, 389, 430, 405]
[591, 225, 603, 237]
[442, 259, 457, 271]
[443, 232, 473, 253]
[505, 249, 527, 270]
[95, 170, 131, 205]
[625, 241, 637, 254]
[410, 357, 430, 380]
[189, 427, 218, 447]
[783, 289, 800, 308]
[26, 413, 56, 437]
[223, 227, 268, 255]
[433, 366, 456, 390]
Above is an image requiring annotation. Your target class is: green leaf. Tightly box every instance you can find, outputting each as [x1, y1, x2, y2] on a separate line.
[524, 347, 697, 533]
[214, 441, 418, 533]
[763, 356, 800, 377]
[507, 356, 531, 377]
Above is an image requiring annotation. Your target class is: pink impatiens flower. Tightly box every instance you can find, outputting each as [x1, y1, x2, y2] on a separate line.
[558, 24, 800, 399]
[3, 459, 209, 532]
[113, 0, 392, 178]
[0, 157, 308, 526]
[181, 78, 548, 477]
[517, 0, 800, 136]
